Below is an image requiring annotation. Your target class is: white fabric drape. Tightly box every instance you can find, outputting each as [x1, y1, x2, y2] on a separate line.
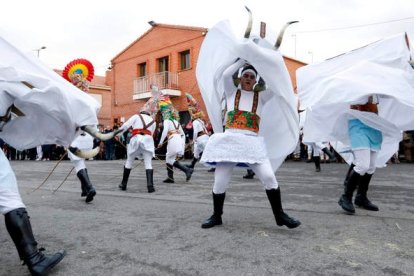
[0, 35, 100, 150]
[297, 33, 414, 167]
[196, 20, 299, 171]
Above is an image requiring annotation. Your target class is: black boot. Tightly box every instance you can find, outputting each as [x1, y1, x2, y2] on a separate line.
[5, 208, 66, 276]
[173, 161, 194, 181]
[343, 163, 356, 187]
[313, 156, 321, 172]
[188, 158, 198, 169]
[266, 188, 301, 229]
[243, 169, 255, 179]
[77, 169, 96, 203]
[338, 169, 361, 214]
[354, 173, 379, 211]
[119, 166, 131, 191]
[322, 147, 337, 162]
[146, 169, 155, 193]
[163, 164, 175, 183]
[80, 180, 87, 197]
[201, 192, 225, 229]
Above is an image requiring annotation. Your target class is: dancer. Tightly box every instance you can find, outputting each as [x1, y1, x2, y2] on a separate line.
[307, 142, 336, 172]
[185, 93, 209, 169]
[63, 59, 97, 203]
[0, 35, 108, 275]
[157, 96, 193, 183]
[117, 106, 157, 193]
[196, 14, 301, 229]
[297, 33, 414, 214]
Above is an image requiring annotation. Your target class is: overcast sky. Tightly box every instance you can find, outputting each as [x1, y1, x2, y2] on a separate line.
[1, 0, 414, 75]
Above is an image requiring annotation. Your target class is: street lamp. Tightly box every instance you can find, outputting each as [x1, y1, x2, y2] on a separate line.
[34, 46, 46, 58]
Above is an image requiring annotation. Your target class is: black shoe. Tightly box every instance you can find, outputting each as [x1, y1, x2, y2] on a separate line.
[243, 169, 255, 179]
[276, 212, 301, 229]
[27, 249, 66, 276]
[5, 208, 66, 276]
[119, 167, 131, 191]
[85, 188, 96, 203]
[201, 215, 222, 229]
[164, 164, 174, 183]
[77, 169, 96, 203]
[266, 188, 301, 229]
[338, 194, 355, 214]
[146, 169, 155, 193]
[173, 161, 193, 181]
[354, 173, 379, 211]
[354, 195, 379, 211]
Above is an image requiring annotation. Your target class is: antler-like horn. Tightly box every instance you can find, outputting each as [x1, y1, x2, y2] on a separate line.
[244, 6, 253, 38]
[275, 21, 299, 50]
[81, 125, 122, 141]
[68, 146, 100, 159]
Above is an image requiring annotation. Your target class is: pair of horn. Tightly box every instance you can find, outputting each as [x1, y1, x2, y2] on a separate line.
[81, 125, 123, 141]
[70, 125, 123, 158]
[243, 6, 298, 50]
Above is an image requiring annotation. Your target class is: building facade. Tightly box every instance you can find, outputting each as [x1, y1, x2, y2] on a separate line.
[101, 23, 307, 126]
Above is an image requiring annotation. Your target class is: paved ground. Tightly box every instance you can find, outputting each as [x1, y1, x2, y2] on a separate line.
[1, 159, 413, 276]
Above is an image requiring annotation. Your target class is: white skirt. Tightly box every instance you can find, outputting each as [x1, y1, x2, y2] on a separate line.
[127, 134, 155, 159]
[200, 131, 267, 165]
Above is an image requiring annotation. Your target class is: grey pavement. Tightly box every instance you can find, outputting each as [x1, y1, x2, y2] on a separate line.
[1, 159, 413, 276]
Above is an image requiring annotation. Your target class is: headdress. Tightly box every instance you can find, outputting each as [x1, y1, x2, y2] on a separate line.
[139, 85, 162, 117]
[241, 64, 257, 78]
[62, 58, 94, 92]
[185, 93, 204, 119]
[158, 95, 179, 121]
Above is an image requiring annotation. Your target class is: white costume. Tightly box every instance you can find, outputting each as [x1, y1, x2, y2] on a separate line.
[297, 33, 414, 167]
[297, 33, 414, 214]
[192, 118, 209, 159]
[118, 112, 157, 193]
[0, 36, 99, 214]
[197, 19, 300, 229]
[68, 132, 94, 172]
[119, 113, 156, 169]
[159, 119, 185, 165]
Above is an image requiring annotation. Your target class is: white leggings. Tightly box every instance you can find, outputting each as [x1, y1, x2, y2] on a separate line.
[71, 159, 86, 173]
[213, 159, 279, 194]
[0, 150, 25, 214]
[353, 149, 378, 175]
[125, 151, 153, 170]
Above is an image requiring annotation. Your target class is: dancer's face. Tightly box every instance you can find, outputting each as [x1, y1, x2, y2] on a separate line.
[241, 72, 256, 91]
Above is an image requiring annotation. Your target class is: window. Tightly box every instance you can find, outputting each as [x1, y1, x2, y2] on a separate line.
[180, 50, 190, 70]
[158, 56, 169, 72]
[138, 62, 146, 77]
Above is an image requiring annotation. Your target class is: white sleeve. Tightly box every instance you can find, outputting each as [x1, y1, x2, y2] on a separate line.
[159, 120, 170, 145]
[222, 59, 245, 98]
[120, 115, 138, 133]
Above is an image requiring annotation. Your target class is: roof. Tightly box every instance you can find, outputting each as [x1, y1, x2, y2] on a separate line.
[111, 22, 208, 62]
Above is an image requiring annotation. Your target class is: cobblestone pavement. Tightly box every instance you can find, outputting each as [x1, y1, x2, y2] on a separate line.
[1, 159, 413, 275]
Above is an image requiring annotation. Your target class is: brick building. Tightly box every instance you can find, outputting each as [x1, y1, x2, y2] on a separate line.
[98, 22, 306, 127]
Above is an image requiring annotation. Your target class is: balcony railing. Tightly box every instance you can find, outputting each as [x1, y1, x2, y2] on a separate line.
[133, 71, 179, 98]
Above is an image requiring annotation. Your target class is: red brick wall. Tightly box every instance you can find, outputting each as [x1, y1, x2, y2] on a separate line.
[110, 25, 207, 124]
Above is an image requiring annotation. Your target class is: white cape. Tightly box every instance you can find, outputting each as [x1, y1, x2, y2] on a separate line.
[196, 20, 299, 171]
[0, 35, 100, 150]
[297, 33, 414, 167]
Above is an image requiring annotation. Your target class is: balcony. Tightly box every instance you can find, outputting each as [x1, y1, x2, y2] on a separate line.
[133, 71, 181, 100]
